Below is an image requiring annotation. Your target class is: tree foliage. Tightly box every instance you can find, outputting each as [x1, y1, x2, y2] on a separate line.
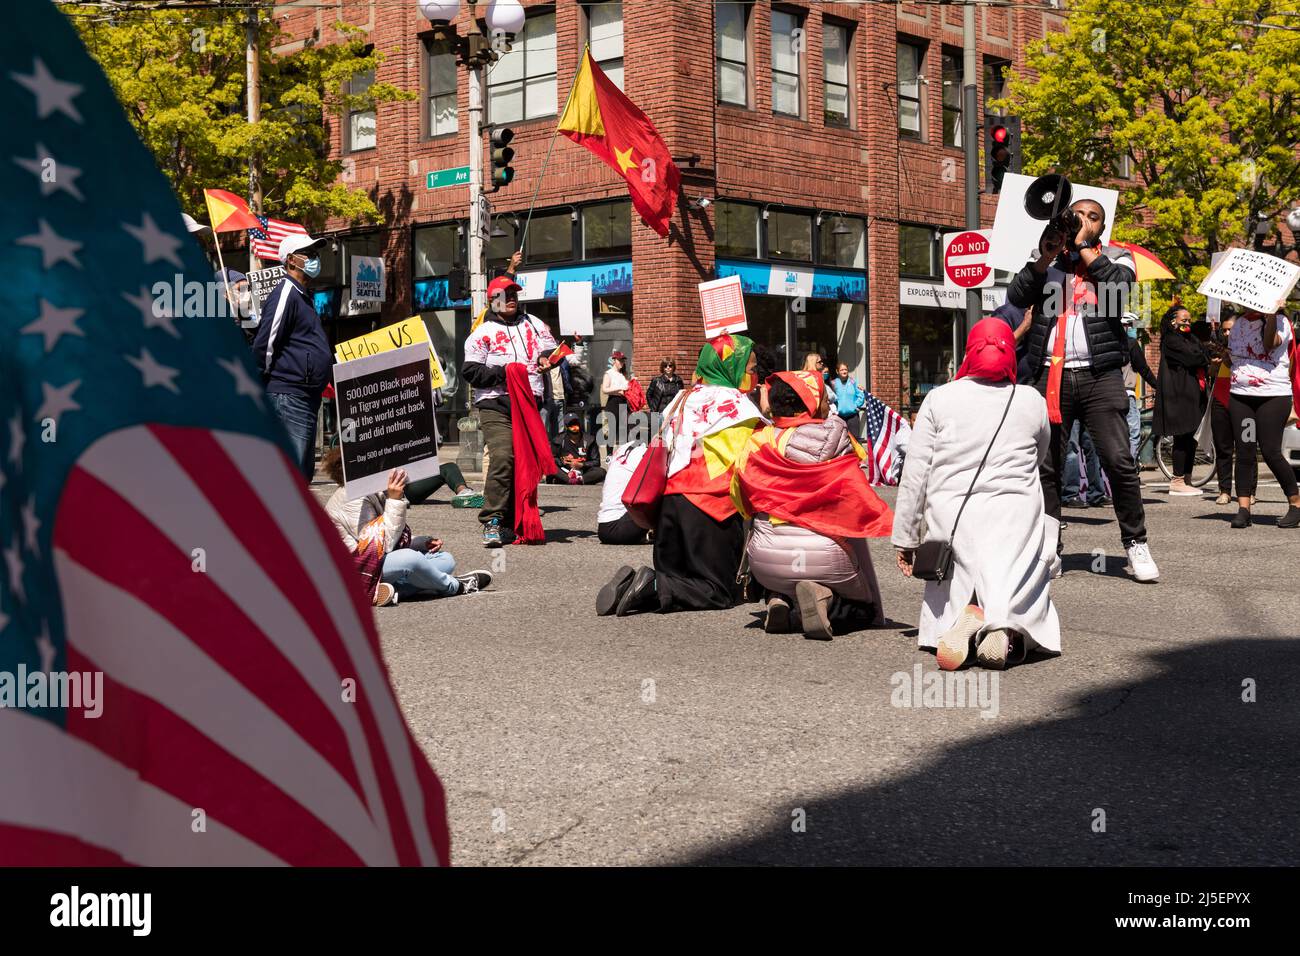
[62, 2, 412, 232]
[998, 0, 1300, 318]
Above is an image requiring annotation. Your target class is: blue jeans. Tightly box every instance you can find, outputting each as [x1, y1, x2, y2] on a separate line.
[1127, 394, 1141, 461]
[381, 549, 459, 600]
[1063, 420, 1107, 503]
[269, 391, 320, 482]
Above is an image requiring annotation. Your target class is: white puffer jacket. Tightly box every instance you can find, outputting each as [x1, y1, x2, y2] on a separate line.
[325, 488, 407, 553]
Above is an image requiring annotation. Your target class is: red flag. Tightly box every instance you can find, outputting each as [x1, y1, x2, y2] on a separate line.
[558, 51, 680, 237]
[736, 443, 895, 540]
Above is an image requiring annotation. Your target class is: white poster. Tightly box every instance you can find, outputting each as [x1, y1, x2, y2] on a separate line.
[699, 274, 748, 337]
[350, 255, 385, 303]
[1204, 250, 1229, 323]
[987, 173, 1119, 273]
[558, 280, 595, 336]
[515, 270, 546, 302]
[1196, 248, 1300, 314]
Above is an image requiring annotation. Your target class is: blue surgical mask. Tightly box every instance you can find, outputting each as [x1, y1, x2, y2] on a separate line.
[302, 257, 322, 279]
[1126, 327, 1137, 341]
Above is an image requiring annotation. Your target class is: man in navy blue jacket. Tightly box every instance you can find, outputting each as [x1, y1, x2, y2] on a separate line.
[253, 233, 332, 482]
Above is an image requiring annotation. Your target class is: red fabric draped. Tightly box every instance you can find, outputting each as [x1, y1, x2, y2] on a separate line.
[956, 316, 1018, 384]
[506, 363, 556, 544]
[736, 442, 894, 540]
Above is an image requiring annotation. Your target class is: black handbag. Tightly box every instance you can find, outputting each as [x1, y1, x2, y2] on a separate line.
[912, 386, 1016, 582]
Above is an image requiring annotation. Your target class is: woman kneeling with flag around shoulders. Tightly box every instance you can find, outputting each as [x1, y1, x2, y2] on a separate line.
[892, 318, 1061, 670]
[731, 370, 894, 640]
[597, 335, 763, 616]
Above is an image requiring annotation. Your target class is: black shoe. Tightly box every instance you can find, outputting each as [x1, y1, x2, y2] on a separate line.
[615, 567, 658, 616]
[1230, 508, 1252, 529]
[596, 565, 635, 616]
[1062, 498, 1089, 509]
[1091, 496, 1112, 507]
[1279, 505, 1300, 529]
[456, 571, 492, 594]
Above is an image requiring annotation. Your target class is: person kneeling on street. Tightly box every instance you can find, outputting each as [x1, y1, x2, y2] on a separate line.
[322, 448, 491, 606]
[547, 412, 606, 485]
[597, 440, 652, 545]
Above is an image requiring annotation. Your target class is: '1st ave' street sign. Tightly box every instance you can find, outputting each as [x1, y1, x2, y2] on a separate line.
[426, 166, 470, 190]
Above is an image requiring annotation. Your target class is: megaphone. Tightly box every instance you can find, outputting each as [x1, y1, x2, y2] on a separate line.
[1025, 173, 1082, 249]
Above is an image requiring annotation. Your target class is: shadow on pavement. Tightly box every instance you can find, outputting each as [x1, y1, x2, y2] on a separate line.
[685, 637, 1299, 866]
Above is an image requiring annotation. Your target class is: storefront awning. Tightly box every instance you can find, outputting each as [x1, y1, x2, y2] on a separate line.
[715, 260, 866, 303]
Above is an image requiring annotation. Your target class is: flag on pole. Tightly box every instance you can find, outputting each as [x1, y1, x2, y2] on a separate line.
[861, 394, 911, 486]
[203, 188, 262, 234]
[1, 2, 449, 866]
[558, 50, 680, 238]
[249, 215, 309, 261]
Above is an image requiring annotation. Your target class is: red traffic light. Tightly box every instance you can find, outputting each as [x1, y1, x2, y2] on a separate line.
[992, 125, 1010, 144]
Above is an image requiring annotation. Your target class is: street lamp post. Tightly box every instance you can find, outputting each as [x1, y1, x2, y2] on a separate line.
[418, 1, 524, 317]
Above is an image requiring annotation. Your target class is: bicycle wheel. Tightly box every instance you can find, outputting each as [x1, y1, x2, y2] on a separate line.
[1156, 436, 1217, 486]
[1156, 436, 1175, 480]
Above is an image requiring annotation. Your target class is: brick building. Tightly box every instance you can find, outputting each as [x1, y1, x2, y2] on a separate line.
[271, 0, 1067, 434]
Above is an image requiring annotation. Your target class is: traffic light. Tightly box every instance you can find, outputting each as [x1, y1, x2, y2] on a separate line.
[490, 127, 515, 191]
[986, 115, 1021, 194]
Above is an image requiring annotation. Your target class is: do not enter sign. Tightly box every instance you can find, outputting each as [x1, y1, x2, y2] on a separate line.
[943, 230, 994, 290]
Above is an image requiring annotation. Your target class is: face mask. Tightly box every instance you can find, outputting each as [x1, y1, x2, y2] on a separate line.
[302, 257, 322, 279]
[1126, 327, 1137, 341]
[739, 371, 755, 392]
[568, 426, 581, 434]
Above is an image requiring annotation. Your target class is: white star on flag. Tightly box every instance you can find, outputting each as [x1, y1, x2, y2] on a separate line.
[21, 496, 41, 557]
[14, 143, 83, 200]
[36, 623, 56, 675]
[10, 56, 83, 122]
[121, 284, 180, 338]
[7, 413, 26, 469]
[16, 218, 82, 269]
[3, 543, 24, 604]
[34, 379, 81, 428]
[122, 212, 183, 267]
[217, 357, 265, 409]
[21, 299, 85, 352]
[125, 348, 181, 394]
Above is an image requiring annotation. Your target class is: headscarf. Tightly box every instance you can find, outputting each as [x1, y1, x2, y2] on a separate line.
[955, 317, 1017, 383]
[695, 334, 755, 390]
[769, 370, 825, 428]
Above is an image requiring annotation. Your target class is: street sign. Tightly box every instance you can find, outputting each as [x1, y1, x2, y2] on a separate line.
[943, 230, 994, 290]
[426, 166, 470, 190]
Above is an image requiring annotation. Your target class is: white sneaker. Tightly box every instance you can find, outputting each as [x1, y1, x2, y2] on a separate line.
[1168, 480, 1202, 497]
[1125, 542, 1159, 582]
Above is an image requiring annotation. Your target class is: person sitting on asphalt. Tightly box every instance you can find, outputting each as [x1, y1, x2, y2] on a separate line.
[732, 371, 893, 640]
[597, 440, 652, 545]
[322, 447, 491, 606]
[547, 412, 606, 485]
[404, 387, 483, 508]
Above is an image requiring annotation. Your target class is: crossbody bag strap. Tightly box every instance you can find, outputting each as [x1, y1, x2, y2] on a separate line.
[947, 385, 1016, 542]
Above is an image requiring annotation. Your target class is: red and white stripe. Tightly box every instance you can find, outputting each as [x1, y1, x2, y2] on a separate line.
[250, 218, 308, 260]
[1, 424, 449, 866]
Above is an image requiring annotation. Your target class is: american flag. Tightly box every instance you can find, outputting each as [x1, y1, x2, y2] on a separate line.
[862, 393, 911, 486]
[0, 3, 448, 865]
[249, 214, 308, 261]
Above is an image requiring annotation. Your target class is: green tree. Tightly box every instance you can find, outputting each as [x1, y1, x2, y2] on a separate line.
[998, 0, 1300, 318]
[62, 2, 412, 233]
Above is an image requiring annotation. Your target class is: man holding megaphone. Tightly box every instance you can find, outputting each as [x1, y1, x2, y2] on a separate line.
[1007, 179, 1159, 583]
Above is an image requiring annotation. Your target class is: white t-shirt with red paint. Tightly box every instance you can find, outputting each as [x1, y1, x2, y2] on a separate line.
[1228, 314, 1293, 398]
[465, 313, 557, 404]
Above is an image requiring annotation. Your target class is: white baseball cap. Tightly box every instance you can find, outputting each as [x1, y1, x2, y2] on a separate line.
[278, 232, 322, 263]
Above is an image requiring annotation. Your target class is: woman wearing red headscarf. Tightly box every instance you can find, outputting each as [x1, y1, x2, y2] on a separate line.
[892, 318, 1061, 670]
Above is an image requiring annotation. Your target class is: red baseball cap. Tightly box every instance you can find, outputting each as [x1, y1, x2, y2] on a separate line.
[487, 275, 523, 299]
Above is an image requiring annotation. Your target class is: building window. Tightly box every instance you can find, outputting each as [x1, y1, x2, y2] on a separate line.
[716, 2, 750, 107]
[487, 217, 518, 274]
[770, 8, 803, 118]
[345, 70, 376, 152]
[941, 48, 962, 148]
[582, 201, 631, 259]
[899, 224, 937, 278]
[984, 57, 1010, 113]
[523, 209, 573, 265]
[897, 40, 924, 140]
[1115, 153, 1133, 180]
[716, 201, 759, 258]
[413, 222, 461, 278]
[425, 41, 458, 137]
[766, 209, 813, 262]
[823, 21, 852, 127]
[585, 1, 624, 91]
[488, 11, 557, 124]
[818, 214, 865, 269]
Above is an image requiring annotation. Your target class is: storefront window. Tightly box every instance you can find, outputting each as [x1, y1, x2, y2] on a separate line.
[900, 307, 958, 414]
[487, 217, 518, 273]
[524, 210, 573, 265]
[767, 209, 813, 261]
[716, 201, 759, 258]
[819, 215, 865, 268]
[899, 224, 937, 277]
[582, 201, 631, 259]
[413, 222, 460, 278]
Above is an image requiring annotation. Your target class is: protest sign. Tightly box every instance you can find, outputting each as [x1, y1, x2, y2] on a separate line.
[987, 174, 1118, 273]
[334, 342, 441, 499]
[351, 255, 385, 302]
[334, 317, 447, 390]
[1196, 248, 1300, 315]
[698, 274, 747, 337]
[1204, 251, 1227, 323]
[246, 265, 284, 328]
[558, 280, 595, 336]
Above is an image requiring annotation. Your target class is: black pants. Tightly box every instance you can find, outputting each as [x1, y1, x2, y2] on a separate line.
[405, 463, 469, 504]
[546, 466, 607, 485]
[1228, 393, 1299, 498]
[598, 512, 649, 545]
[1035, 366, 1148, 545]
[1211, 398, 1234, 494]
[652, 494, 745, 612]
[840, 412, 861, 439]
[1170, 433, 1199, 480]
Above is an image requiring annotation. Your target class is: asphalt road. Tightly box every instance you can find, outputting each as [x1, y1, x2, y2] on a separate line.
[324, 471, 1300, 866]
